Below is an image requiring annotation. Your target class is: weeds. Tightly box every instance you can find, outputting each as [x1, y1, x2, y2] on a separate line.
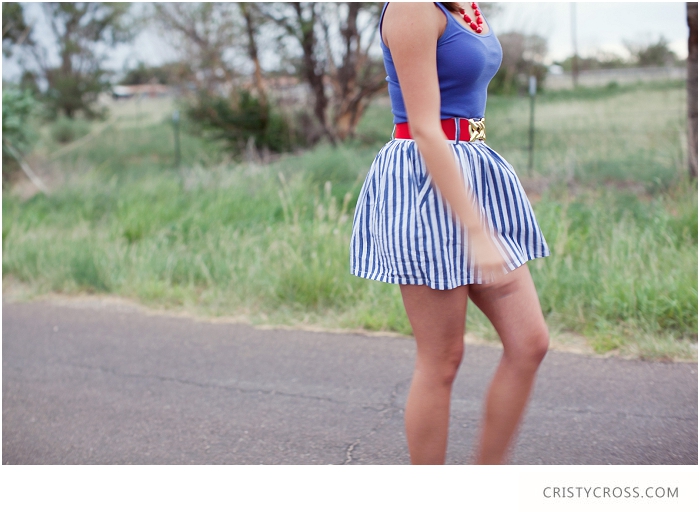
[3, 83, 697, 360]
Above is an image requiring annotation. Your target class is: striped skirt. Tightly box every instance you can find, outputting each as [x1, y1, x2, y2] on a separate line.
[349, 139, 549, 289]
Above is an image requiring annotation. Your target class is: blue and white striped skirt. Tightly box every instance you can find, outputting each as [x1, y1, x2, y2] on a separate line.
[350, 139, 549, 289]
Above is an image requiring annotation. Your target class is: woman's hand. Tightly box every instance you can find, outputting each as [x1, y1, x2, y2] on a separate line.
[468, 226, 508, 283]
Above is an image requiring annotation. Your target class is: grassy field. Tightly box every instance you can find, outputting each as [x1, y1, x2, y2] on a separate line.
[3, 81, 697, 361]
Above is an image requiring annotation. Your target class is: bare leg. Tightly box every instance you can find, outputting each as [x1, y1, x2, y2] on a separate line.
[399, 284, 469, 464]
[468, 264, 549, 464]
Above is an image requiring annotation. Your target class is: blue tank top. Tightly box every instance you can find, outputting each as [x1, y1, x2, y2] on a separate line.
[380, 2, 503, 124]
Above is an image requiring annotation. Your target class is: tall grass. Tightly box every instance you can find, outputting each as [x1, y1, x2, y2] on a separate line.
[487, 81, 687, 189]
[3, 83, 697, 360]
[533, 184, 697, 348]
[3, 158, 696, 358]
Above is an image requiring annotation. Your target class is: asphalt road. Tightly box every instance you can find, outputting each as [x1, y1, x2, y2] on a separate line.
[2, 299, 697, 465]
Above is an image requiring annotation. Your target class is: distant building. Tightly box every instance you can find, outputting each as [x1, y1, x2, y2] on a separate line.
[548, 64, 564, 76]
[228, 75, 310, 106]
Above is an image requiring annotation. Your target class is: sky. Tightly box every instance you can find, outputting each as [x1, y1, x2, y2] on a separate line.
[489, 2, 689, 62]
[1, 1, 691, 83]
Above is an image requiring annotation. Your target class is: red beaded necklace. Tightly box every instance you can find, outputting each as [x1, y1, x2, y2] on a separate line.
[459, 2, 485, 33]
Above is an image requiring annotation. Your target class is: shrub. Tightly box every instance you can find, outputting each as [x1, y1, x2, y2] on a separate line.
[186, 90, 305, 156]
[2, 85, 38, 182]
[50, 116, 91, 144]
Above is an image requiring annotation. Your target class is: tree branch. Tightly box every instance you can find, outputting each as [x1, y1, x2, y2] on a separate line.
[3, 138, 49, 194]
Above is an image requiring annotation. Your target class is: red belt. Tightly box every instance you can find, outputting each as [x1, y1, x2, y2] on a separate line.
[394, 117, 486, 142]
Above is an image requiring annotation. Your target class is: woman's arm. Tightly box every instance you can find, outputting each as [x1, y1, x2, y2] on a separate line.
[383, 2, 506, 279]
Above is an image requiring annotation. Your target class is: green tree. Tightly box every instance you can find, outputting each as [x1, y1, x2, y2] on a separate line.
[119, 61, 192, 86]
[32, 2, 135, 118]
[151, 3, 281, 156]
[2, 2, 33, 56]
[624, 36, 679, 67]
[151, 3, 241, 95]
[262, 2, 387, 143]
[556, 51, 629, 72]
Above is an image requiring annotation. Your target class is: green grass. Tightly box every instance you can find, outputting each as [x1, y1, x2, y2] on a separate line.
[485, 81, 687, 188]
[532, 184, 697, 354]
[3, 83, 697, 361]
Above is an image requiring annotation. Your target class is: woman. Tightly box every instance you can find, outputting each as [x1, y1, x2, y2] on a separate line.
[350, 2, 550, 465]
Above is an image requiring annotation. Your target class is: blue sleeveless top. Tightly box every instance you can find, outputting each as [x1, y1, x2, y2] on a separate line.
[380, 2, 503, 124]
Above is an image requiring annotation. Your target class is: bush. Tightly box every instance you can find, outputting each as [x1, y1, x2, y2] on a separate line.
[119, 61, 188, 86]
[50, 116, 91, 144]
[2, 85, 38, 182]
[44, 67, 109, 120]
[186, 90, 305, 156]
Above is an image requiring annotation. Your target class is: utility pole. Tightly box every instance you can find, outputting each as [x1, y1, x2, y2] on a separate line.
[687, 2, 698, 178]
[571, 2, 579, 88]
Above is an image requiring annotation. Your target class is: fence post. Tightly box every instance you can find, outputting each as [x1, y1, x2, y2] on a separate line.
[172, 110, 181, 170]
[528, 75, 537, 175]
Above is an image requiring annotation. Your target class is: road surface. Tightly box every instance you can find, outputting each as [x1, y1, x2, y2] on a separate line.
[3, 299, 697, 465]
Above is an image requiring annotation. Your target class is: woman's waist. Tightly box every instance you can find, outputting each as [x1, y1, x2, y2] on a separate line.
[392, 117, 487, 142]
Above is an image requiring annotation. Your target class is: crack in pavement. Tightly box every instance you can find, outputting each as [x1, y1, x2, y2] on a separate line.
[541, 405, 697, 422]
[67, 362, 356, 407]
[344, 439, 360, 465]
[342, 376, 412, 465]
[8, 359, 412, 465]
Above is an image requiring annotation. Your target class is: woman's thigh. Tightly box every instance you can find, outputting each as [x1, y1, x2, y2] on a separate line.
[400, 284, 469, 362]
[468, 264, 548, 357]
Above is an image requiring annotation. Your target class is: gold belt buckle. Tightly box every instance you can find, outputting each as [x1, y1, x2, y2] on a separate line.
[468, 118, 486, 142]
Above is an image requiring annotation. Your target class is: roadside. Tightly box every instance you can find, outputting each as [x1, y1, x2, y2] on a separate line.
[3, 280, 607, 359]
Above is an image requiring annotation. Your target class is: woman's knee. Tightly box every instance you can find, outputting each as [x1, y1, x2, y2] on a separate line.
[415, 339, 465, 386]
[505, 324, 549, 368]
[530, 325, 550, 363]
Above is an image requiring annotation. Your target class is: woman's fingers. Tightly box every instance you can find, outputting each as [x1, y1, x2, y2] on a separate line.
[471, 229, 509, 282]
